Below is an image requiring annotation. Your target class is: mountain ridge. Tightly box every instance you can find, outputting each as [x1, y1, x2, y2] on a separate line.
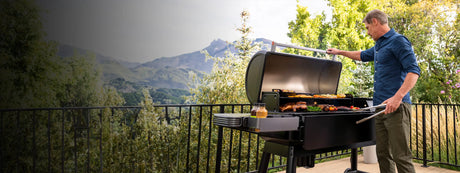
[57, 38, 272, 90]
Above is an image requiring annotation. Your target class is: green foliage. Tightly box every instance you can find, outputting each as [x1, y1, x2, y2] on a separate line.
[96, 89, 257, 172]
[150, 88, 190, 104]
[379, 0, 459, 103]
[286, 1, 375, 97]
[286, 5, 330, 58]
[126, 89, 183, 172]
[59, 55, 102, 107]
[121, 91, 144, 106]
[287, 0, 459, 102]
[118, 87, 191, 106]
[0, 0, 62, 108]
[0, 0, 126, 108]
[107, 77, 140, 93]
[349, 62, 374, 97]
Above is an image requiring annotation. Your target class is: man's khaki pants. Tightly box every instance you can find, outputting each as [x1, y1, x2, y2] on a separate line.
[375, 102, 415, 173]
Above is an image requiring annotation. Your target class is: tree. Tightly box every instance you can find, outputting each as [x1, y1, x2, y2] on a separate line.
[287, 0, 459, 102]
[0, 0, 62, 108]
[58, 54, 125, 107]
[381, 0, 459, 103]
[287, 1, 376, 97]
[0, 0, 125, 108]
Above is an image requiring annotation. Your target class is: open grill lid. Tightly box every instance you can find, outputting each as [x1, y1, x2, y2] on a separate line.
[245, 50, 342, 104]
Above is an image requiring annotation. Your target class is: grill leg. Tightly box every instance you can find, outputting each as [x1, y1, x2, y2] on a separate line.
[286, 145, 296, 173]
[215, 126, 223, 173]
[351, 148, 357, 170]
[258, 152, 270, 173]
[344, 148, 367, 173]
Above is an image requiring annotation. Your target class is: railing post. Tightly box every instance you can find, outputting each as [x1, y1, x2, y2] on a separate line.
[422, 105, 428, 167]
[215, 105, 225, 173]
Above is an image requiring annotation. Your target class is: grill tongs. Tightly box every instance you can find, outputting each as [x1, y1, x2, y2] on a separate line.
[355, 104, 387, 124]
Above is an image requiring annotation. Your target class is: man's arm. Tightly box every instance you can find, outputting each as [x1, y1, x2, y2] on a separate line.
[382, 72, 419, 114]
[326, 48, 362, 61]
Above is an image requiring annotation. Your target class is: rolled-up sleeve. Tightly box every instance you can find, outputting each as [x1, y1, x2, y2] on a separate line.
[360, 47, 374, 62]
[394, 36, 421, 76]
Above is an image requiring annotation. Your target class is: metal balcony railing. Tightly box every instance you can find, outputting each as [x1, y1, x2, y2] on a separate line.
[0, 103, 458, 172]
[412, 103, 460, 168]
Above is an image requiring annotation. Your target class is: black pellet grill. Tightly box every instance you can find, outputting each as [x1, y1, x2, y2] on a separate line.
[213, 43, 375, 173]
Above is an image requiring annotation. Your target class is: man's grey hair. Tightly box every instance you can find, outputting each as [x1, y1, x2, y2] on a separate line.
[363, 9, 388, 24]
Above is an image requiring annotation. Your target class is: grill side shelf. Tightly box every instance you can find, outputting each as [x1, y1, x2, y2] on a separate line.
[247, 116, 300, 132]
[213, 113, 250, 128]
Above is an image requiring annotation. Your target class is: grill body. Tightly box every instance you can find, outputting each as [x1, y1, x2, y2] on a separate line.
[258, 111, 375, 152]
[214, 50, 376, 173]
[244, 50, 375, 151]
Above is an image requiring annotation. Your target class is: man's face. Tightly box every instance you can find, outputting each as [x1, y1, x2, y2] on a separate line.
[364, 20, 378, 41]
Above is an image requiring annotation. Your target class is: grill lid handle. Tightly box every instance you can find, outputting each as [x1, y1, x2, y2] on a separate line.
[271, 41, 337, 61]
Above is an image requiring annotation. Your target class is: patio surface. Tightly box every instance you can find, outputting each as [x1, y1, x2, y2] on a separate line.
[278, 155, 459, 173]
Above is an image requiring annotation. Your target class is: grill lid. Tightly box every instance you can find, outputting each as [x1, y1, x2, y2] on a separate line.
[245, 51, 342, 104]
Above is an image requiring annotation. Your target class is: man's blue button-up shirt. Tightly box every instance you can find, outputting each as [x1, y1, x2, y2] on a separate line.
[360, 28, 421, 105]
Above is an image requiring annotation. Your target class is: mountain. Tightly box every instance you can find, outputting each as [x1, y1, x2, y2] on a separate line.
[137, 38, 272, 73]
[56, 38, 272, 104]
[137, 39, 232, 73]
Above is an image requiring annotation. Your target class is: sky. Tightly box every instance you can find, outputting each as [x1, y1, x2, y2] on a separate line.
[38, 0, 331, 63]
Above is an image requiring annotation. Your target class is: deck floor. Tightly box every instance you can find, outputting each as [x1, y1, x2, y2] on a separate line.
[278, 155, 459, 173]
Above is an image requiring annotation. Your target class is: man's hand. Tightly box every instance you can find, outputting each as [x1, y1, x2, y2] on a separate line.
[326, 48, 341, 55]
[382, 72, 419, 114]
[382, 96, 402, 114]
[326, 48, 362, 61]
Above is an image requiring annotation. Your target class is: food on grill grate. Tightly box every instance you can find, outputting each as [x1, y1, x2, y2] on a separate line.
[312, 94, 346, 98]
[336, 106, 352, 111]
[288, 94, 313, 98]
[316, 104, 337, 111]
[286, 93, 347, 99]
[336, 106, 360, 111]
[280, 102, 360, 112]
[306, 105, 322, 112]
[280, 101, 307, 112]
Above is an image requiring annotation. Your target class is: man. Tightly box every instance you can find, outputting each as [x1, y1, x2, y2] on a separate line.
[327, 9, 420, 173]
